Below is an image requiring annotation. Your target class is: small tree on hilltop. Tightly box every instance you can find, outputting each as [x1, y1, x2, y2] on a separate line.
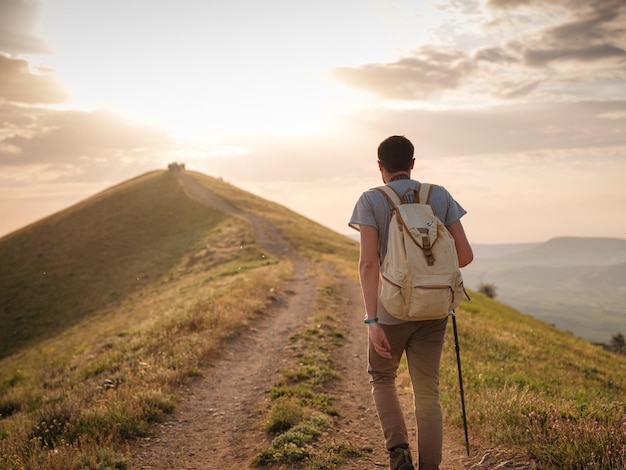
[609, 333, 625, 355]
[478, 282, 497, 299]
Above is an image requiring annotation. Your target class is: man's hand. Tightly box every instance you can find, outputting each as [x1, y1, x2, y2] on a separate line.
[369, 323, 392, 359]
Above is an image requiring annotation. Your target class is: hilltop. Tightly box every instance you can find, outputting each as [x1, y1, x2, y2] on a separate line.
[0, 169, 624, 469]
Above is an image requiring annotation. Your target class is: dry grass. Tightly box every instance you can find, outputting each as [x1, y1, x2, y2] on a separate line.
[186, 171, 360, 267]
[0, 171, 294, 469]
[438, 293, 626, 469]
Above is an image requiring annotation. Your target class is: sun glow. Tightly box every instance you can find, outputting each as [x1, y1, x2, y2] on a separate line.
[70, 65, 352, 144]
[38, 1, 367, 144]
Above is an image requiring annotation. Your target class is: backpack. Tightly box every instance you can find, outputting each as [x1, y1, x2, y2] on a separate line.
[375, 183, 467, 321]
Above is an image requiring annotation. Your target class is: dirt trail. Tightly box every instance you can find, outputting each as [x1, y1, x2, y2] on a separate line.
[131, 173, 472, 469]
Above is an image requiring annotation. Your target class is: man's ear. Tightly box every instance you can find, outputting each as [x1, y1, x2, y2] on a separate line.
[410, 158, 415, 169]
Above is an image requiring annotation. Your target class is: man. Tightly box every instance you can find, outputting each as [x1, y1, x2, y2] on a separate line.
[349, 135, 473, 470]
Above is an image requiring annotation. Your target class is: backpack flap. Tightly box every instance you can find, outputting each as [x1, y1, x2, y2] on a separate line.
[396, 204, 438, 247]
[396, 204, 438, 266]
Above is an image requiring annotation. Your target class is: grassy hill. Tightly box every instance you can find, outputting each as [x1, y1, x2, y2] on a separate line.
[0, 170, 624, 469]
[0, 171, 228, 358]
[440, 293, 625, 468]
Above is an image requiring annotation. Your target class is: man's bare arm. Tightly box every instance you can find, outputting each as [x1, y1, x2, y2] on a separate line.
[447, 220, 473, 268]
[359, 225, 392, 358]
[359, 225, 380, 319]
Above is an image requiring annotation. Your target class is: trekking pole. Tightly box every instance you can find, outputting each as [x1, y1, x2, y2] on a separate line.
[451, 310, 470, 456]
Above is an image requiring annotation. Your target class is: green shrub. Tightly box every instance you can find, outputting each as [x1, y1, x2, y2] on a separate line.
[265, 397, 305, 434]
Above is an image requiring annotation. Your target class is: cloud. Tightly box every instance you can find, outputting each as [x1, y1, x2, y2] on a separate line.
[523, 44, 626, 67]
[339, 100, 626, 161]
[487, 0, 626, 65]
[0, 106, 176, 182]
[516, 2, 626, 67]
[0, 0, 51, 54]
[543, 2, 624, 45]
[494, 80, 542, 99]
[0, 18, 163, 184]
[473, 47, 517, 65]
[332, 46, 475, 100]
[434, 0, 482, 15]
[0, 53, 67, 104]
[333, 0, 626, 102]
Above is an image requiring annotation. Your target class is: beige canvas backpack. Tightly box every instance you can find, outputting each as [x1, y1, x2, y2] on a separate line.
[376, 183, 468, 321]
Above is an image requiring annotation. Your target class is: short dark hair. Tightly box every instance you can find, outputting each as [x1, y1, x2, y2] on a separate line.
[377, 135, 414, 172]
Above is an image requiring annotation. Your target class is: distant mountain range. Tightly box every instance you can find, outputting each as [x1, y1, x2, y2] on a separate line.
[462, 237, 626, 343]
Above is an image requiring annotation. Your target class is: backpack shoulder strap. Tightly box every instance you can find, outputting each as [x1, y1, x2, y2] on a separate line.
[374, 185, 402, 209]
[416, 183, 432, 204]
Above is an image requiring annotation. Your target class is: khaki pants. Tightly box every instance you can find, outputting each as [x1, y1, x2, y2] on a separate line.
[368, 317, 448, 470]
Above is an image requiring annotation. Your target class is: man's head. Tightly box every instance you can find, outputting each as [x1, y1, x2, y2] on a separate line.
[377, 135, 414, 172]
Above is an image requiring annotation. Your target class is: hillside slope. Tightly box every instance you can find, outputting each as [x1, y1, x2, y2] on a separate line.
[0, 170, 226, 358]
[444, 291, 625, 468]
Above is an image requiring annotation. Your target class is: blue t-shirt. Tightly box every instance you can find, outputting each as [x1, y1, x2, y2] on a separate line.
[349, 178, 467, 324]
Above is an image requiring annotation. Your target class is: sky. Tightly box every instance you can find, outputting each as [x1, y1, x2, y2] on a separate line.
[1, 0, 625, 244]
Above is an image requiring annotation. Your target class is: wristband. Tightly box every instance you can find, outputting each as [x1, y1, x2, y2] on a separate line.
[364, 317, 379, 324]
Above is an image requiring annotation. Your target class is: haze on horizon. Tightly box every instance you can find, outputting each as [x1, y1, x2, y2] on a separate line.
[1, 0, 625, 244]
